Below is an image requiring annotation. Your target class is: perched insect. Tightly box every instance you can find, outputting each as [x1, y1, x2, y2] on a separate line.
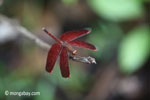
[42, 28, 97, 78]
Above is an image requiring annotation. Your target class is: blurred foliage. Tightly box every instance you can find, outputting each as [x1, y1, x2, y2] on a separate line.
[43, 63, 90, 99]
[88, 0, 144, 21]
[119, 26, 150, 74]
[45, 63, 88, 91]
[62, 0, 78, 5]
[0, 0, 149, 100]
[0, 61, 7, 76]
[21, 1, 43, 30]
[88, 22, 123, 61]
[36, 80, 55, 100]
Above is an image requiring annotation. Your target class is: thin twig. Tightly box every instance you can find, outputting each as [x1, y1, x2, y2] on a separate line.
[16, 25, 50, 49]
[70, 56, 96, 64]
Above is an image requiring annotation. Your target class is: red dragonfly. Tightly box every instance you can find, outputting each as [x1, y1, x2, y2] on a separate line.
[42, 28, 97, 78]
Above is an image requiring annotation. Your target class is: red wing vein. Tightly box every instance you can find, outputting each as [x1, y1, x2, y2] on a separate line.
[60, 30, 91, 42]
[69, 41, 97, 51]
[46, 43, 62, 73]
[60, 47, 70, 78]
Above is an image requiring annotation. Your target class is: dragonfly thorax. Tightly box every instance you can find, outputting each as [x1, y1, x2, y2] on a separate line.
[62, 42, 77, 55]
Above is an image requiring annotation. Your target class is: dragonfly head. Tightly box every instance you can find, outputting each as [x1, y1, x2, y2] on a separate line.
[72, 50, 77, 55]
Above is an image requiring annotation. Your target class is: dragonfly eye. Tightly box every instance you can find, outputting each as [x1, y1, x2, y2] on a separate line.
[72, 50, 77, 55]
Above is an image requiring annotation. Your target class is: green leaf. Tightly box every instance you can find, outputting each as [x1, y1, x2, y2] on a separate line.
[119, 26, 150, 74]
[88, 0, 144, 21]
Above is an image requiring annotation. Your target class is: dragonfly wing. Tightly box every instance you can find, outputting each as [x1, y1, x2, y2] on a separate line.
[69, 41, 97, 51]
[46, 43, 62, 73]
[60, 30, 91, 42]
[60, 47, 70, 78]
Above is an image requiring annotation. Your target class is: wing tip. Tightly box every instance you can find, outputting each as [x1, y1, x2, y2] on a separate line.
[86, 30, 91, 34]
[93, 48, 98, 51]
[88, 45, 98, 51]
[49, 70, 53, 74]
[90, 45, 98, 51]
[46, 65, 54, 74]
[62, 74, 71, 78]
